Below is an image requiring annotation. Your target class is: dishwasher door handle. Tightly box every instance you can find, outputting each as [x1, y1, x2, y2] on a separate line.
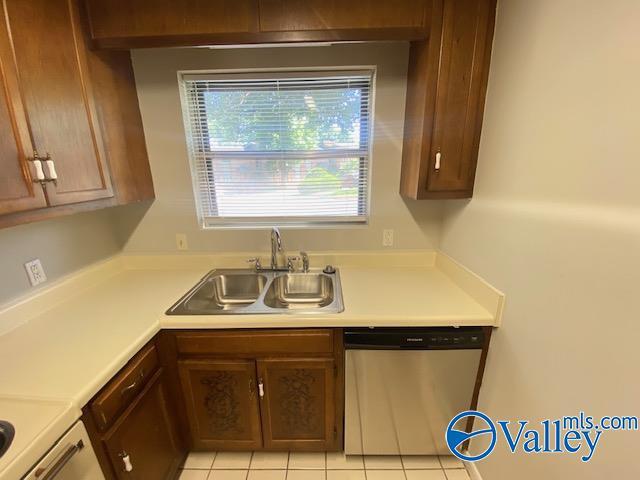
[35, 440, 84, 480]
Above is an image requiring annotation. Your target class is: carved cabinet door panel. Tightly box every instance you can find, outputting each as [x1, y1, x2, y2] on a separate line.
[257, 358, 337, 451]
[178, 359, 263, 450]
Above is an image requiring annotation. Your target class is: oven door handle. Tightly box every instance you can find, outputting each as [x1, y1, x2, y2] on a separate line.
[35, 440, 84, 480]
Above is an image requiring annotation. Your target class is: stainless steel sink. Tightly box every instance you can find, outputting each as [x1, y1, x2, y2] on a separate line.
[0, 420, 14, 459]
[167, 268, 343, 315]
[263, 273, 334, 309]
[169, 270, 268, 314]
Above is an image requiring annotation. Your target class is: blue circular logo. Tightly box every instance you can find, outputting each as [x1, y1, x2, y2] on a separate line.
[446, 410, 497, 462]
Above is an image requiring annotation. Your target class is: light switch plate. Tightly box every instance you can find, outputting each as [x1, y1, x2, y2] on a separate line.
[24, 259, 47, 286]
[176, 233, 188, 251]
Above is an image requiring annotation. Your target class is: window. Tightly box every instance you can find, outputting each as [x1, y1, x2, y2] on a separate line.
[180, 69, 374, 228]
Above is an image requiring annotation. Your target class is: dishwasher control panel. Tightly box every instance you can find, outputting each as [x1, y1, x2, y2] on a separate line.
[344, 327, 485, 350]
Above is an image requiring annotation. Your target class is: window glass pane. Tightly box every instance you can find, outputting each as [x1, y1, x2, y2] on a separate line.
[209, 157, 366, 217]
[203, 85, 366, 151]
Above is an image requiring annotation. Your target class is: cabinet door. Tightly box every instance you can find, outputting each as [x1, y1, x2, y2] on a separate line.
[259, 0, 428, 36]
[428, 0, 495, 196]
[178, 359, 262, 450]
[85, 0, 259, 48]
[0, 14, 46, 215]
[400, 0, 496, 199]
[257, 358, 337, 451]
[104, 371, 184, 480]
[4, 0, 113, 206]
[426, 0, 496, 194]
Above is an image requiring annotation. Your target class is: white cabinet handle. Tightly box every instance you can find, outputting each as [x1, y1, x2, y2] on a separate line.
[30, 152, 55, 184]
[45, 159, 57, 180]
[435, 151, 442, 171]
[119, 452, 133, 472]
[258, 379, 264, 398]
[33, 160, 45, 181]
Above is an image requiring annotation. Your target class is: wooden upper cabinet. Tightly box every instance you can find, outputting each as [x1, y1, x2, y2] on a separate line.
[103, 371, 184, 480]
[400, 0, 496, 199]
[84, 0, 260, 48]
[258, 0, 429, 40]
[178, 359, 263, 450]
[83, 48, 155, 205]
[4, 0, 113, 206]
[83, 0, 428, 48]
[0, 0, 153, 228]
[0, 15, 46, 215]
[257, 358, 337, 451]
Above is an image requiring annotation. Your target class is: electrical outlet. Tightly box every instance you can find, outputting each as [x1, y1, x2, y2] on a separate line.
[383, 229, 394, 247]
[176, 233, 188, 251]
[24, 259, 47, 286]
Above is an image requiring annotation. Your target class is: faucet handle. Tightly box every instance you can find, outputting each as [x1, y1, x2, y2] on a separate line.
[247, 257, 262, 271]
[300, 251, 310, 273]
[286, 256, 300, 272]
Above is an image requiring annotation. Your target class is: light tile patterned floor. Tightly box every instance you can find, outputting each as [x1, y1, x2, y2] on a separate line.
[179, 452, 470, 480]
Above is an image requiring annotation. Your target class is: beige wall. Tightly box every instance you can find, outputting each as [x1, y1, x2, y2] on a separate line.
[440, 1, 640, 478]
[0, 209, 121, 304]
[119, 43, 442, 253]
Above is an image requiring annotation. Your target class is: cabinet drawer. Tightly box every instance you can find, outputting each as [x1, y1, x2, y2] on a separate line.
[175, 329, 334, 356]
[91, 342, 159, 431]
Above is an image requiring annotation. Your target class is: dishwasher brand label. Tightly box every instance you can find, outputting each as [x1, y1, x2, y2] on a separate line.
[446, 410, 638, 463]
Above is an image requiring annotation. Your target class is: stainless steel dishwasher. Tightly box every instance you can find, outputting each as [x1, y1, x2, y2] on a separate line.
[344, 327, 485, 455]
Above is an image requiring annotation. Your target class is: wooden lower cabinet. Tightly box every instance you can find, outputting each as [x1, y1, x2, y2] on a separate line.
[177, 357, 339, 451]
[167, 328, 344, 452]
[103, 371, 183, 479]
[258, 358, 336, 451]
[85, 329, 343, 478]
[84, 341, 186, 480]
[178, 359, 263, 450]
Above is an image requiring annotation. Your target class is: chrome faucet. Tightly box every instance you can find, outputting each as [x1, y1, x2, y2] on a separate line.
[270, 227, 284, 270]
[246, 228, 307, 272]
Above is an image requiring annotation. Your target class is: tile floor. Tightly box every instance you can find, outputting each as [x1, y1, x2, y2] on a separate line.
[179, 452, 471, 480]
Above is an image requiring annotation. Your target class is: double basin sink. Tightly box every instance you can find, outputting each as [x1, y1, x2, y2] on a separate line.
[167, 268, 344, 315]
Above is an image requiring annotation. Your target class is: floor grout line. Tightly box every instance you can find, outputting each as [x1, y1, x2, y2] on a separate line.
[324, 452, 328, 480]
[246, 451, 254, 480]
[284, 451, 290, 479]
[398, 453, 408, 480]
[284, 462, 288, 478]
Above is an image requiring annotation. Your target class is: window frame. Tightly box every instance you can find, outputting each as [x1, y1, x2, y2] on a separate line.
[178, 66, 376, 230]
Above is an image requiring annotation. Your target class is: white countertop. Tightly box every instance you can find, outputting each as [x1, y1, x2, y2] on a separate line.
[0, 250, 503, 478]
[0, 397, 78, 480]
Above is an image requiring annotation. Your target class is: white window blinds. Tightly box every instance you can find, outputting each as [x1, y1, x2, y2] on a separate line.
[180, 70, 374, 227]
